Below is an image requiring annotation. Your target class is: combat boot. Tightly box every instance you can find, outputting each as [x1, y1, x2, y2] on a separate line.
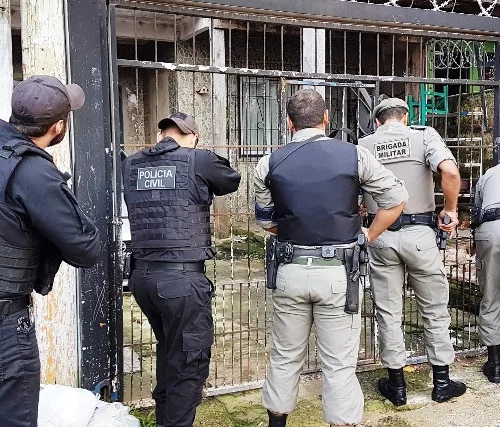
[267, 410, 287, 427]
[431, 365, 466, 402]
[482, 345, 500, 383]
[377, 368, 407, 406]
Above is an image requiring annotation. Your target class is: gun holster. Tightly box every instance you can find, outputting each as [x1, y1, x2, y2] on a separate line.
[265, 236, 278, 290]
[344, 234, 369, 314]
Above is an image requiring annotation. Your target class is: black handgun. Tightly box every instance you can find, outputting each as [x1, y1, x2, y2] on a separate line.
[437, 215, 452, 250]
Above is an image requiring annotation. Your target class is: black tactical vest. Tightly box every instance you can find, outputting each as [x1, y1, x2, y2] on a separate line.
[267, 137, 361, 246]
[125, 139, 211, 252]
[0, 140, 48, 295]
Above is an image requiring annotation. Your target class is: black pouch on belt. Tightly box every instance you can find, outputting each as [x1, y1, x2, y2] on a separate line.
[123, 251, 132, 279]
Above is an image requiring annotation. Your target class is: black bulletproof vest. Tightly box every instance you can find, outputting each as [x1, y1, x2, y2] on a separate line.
[0, 140, 47, 295]
[125, 140, 211, 252]
[267, 137, 361, 246]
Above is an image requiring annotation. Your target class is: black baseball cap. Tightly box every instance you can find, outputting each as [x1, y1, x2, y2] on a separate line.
[158, 112, 199, 135]
[11, 75, 85, 125]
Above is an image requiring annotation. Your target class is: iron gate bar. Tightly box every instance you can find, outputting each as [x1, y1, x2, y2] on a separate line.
[110, 0, 500, 41]
[111, 0, 498, 402]
[284, 80, 376, 88]
[108, 4, 125, 401]
[115, 59, 500, 87]
[67, 0, 117, 396]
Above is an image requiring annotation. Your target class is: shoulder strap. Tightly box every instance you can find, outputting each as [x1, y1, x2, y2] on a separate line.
[266, 134, 323, 185]
[2, 140, 52, 162]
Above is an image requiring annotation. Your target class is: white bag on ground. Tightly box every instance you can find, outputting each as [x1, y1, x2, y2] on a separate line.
[38, 384, 98, 427]
[87, 400, 140, 427]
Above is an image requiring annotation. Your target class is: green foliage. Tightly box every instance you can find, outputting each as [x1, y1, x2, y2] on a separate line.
[130, 408, 156, 427]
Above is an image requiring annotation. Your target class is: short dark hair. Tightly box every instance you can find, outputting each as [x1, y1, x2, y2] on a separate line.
[9, 115, 59, 138]
[377, 107, 408, 125]
[286, 89, 326, 131]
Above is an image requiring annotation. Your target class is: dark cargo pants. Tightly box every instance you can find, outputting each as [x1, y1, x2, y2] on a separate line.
[129, 268, 214, 427]
[0, 307, 41, 427]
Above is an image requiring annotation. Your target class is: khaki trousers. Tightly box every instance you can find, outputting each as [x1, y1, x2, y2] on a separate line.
[368, 225, 455, 368]
[475, 220, 500, 346]
[262, 262, 364, 426]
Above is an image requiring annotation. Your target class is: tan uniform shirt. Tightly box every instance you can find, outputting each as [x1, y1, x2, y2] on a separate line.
[359, 122, 455, 215]
[254, 128, 408, 229]
[474, 164, 500, 213]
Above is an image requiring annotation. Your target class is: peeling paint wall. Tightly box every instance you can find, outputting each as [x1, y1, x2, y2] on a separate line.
[21, 0, 78, 387]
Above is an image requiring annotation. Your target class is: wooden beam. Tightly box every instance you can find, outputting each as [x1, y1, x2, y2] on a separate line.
[302, 28, 326, 97]
[20, 0, 78, 387]
[211, 27, 231, 237]
[0, 0, 13, 120]
[180, 17, 211, 40]
[116, 17, 175, 42]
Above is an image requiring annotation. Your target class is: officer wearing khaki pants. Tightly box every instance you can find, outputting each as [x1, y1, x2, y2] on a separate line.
[254, 89, 408, 427]
[359, 98, 466, 405]
[472, 164, 500, 383]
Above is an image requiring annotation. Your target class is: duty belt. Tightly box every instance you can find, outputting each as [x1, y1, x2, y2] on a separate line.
[292, 246, 349, 266]
[0, 295, 30, 317]
[480, 208, 500, 224]
[133, 260, 205, 273]
[367, 212, 436, 231]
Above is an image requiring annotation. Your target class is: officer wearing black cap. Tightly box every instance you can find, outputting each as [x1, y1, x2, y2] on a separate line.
[359, 97, 465, 406]
[0, 75, 101, 426]
[122, 112, 241, 427]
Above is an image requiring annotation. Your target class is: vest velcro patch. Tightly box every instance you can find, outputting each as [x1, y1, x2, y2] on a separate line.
[136, 166, 176, 190]
[374, 139, 411, 162]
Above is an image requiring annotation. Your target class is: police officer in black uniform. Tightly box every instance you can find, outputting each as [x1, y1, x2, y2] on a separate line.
[0, 75, 101, 427]
[123, 113, 241, 427]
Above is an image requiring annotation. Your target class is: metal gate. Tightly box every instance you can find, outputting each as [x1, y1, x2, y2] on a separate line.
[107, 0, 500, 404]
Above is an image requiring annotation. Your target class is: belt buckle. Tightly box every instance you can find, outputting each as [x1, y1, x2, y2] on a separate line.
[321, 246, 336, 259]
[0, 299, 12, 317]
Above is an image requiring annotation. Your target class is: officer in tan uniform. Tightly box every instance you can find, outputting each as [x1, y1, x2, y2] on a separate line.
[359, 98, 466, 406]
[254, 89, 408, 427]
[472, 164, 500, 383]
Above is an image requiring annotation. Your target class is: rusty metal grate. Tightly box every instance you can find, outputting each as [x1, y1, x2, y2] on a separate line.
[108, 2, 499, 403]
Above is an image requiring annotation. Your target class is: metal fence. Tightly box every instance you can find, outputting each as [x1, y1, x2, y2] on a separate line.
[108, 0, 499, 403]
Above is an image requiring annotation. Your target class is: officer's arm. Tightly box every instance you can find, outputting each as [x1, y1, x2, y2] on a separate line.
[9, 157, 101, 268]
[357, 146, 408, 241]
[424, 127, 461, 232]
[473, 175, 484, 221]
[254, 155, 277, 232]
[438, 159, 461, 232]
[195, 150, 241, 196]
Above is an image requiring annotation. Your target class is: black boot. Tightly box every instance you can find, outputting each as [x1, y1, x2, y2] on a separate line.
[377, 368, 407, 406]
[431, 365, 466, 403]
[268, 410, 287, 427]
[483, 345, 500, 383]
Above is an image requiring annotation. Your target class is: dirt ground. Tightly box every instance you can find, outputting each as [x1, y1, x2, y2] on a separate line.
[188, 354, 500, 427]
